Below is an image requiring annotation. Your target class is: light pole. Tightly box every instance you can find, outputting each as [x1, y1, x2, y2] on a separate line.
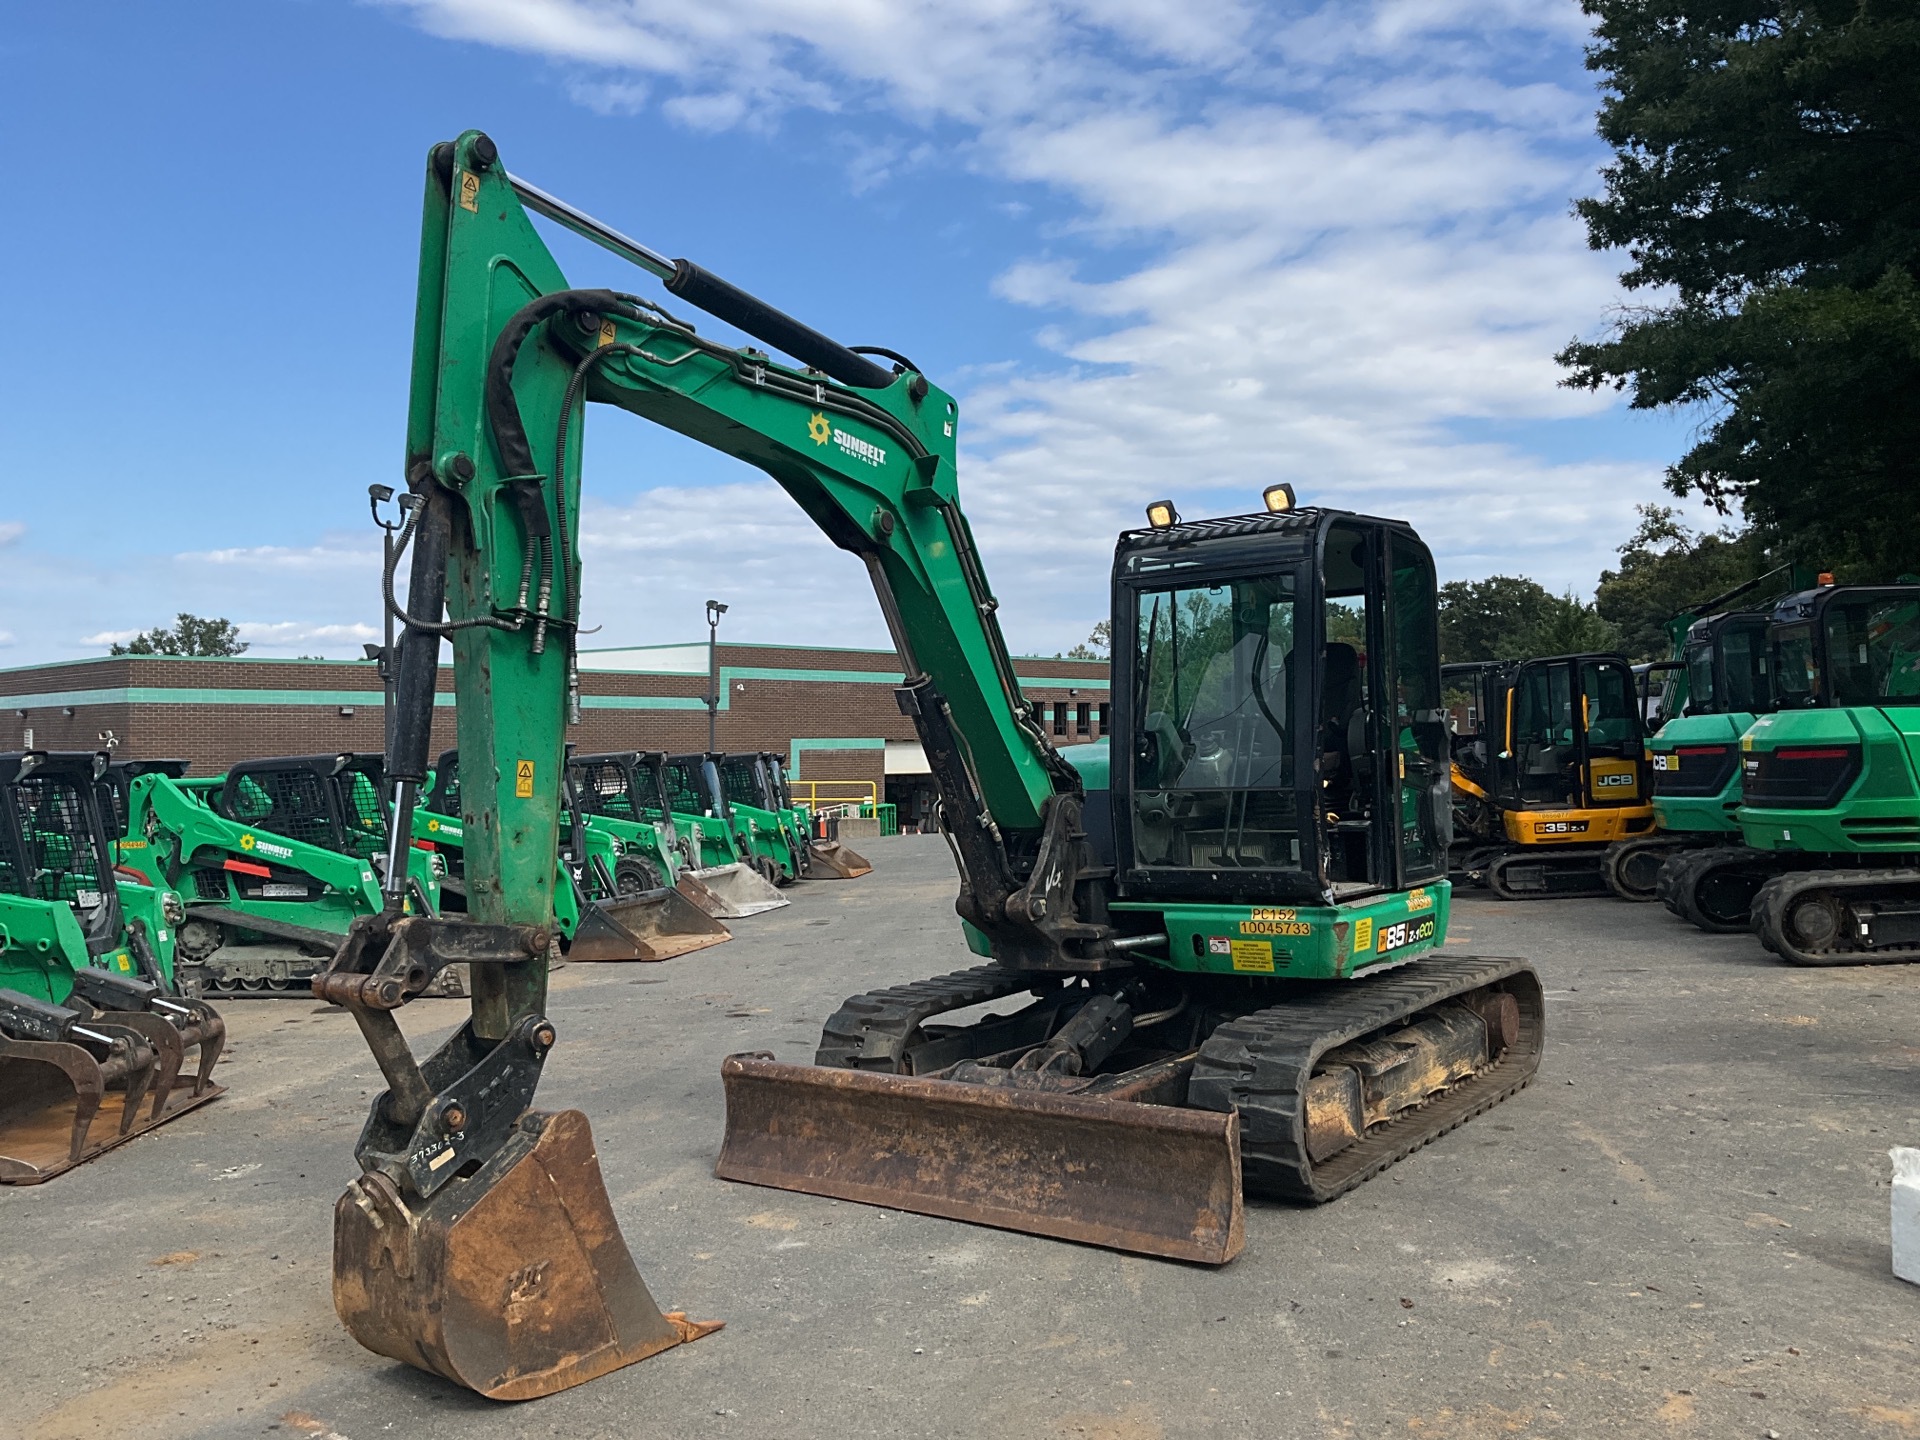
[705, 599, 729, 752]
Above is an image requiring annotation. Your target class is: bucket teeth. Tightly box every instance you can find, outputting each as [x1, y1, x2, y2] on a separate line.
[333, 1109, 719, 1399]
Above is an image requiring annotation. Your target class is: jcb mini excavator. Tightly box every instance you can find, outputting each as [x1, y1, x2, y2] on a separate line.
[1445, 654, 1654, 898]
[722, 750, 872, 878]
[315, 131, 1541, 1398]
[1673, 581, 1920, 960]
[1, 751, 225, 1182]
[117, 754, 451, 997]
[419, 749, 728, 961]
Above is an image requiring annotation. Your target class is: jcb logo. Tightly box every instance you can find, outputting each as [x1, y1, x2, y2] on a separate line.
[1595, 771, 1636, 788]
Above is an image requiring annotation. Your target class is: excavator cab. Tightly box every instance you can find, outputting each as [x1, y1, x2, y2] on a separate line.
[1114, 510, 1451, 902]
[1445, 654, 1653, 897]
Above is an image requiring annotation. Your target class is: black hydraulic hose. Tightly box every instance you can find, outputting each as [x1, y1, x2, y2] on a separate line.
[665, 260, 894, 390]
[388, 484, 451, 785]
[485, 288, 633, 479]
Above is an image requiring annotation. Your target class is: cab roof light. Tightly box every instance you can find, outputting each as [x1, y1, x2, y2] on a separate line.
[1262, 483, 1296, 513]
[1145, 500, 1180, 529]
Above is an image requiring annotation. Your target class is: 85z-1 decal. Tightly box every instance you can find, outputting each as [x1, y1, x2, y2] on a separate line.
[1376, 916, 1437, 953]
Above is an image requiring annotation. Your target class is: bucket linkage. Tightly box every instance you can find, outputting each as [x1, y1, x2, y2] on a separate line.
[317, 908, 718, 1399]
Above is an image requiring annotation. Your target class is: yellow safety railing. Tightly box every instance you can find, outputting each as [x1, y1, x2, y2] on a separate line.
[788, 779, 877, 816]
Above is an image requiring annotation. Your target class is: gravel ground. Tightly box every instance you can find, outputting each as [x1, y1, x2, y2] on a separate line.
[7, 833, 1918, 1440]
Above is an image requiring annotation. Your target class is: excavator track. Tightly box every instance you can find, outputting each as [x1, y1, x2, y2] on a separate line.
[816, 965, 1049, 1070]
[1752, 866, 1920, 966]
[1484, 847, 1611, 900]
[1189, 954, 1544, 1202]
[1603, 835, 1704, 902]
[1663, 847, 1792, 933]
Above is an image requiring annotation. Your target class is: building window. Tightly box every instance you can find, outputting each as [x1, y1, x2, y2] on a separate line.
[1098, 702, 1110, 734]
[1053, 702, 1067, 736]
[1076, 702, 1090, 735]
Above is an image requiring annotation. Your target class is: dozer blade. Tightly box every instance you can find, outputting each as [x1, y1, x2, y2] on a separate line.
[334, 1108, 720, 1400]
[566, 886, 732, 963]
[681, 863, 789, 919]
[802, 840, 872, 880]
[716, 1055, 1244, 1264]
[0, 1026, 224, 1185]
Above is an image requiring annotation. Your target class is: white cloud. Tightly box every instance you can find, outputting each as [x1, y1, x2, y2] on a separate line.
[0, 521, 25, 548]
[367, 1, 1661, 659]
[234, 620, 382, 647]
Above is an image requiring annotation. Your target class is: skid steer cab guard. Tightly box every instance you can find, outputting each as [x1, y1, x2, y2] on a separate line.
[745, 752, 873, 879]
[655, 754, 789, 916]
[423, 749, 729, 963]
[0, 751, 225, 1183]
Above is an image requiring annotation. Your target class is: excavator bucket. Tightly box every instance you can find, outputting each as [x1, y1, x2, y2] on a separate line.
[678, 863, 789, 919]
[0, 1001, 225, 1184]
[802, 840, 872, 880]
[567, 885, 731, 963]
[334, 1108, 720, 1400]
[716, 1055, 1244, 1264]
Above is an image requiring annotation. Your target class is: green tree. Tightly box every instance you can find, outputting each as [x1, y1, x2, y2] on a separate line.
[1527, 591, 1624, 657]
[1065, 618, 1111, 660]
[1437, 576, 1554, 663]
[1558, 0, 1920, 581]
[109, 613, 249, 657]
[1594, 504, 1773, 660]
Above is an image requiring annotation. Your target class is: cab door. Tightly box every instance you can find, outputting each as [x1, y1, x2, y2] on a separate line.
[1578, 658, 1644, 806]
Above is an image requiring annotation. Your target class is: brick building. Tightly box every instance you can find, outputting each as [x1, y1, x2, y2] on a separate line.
[0, 642, 1110, 830]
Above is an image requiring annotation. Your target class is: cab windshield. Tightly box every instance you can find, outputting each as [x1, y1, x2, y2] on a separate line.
[1826, 596, 1920, 704]
[1131, 572, 1300, 871]
[1773, 624, 1818, 708]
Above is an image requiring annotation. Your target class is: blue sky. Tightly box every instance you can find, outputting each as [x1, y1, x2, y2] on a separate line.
[0, 1, 1712, 665]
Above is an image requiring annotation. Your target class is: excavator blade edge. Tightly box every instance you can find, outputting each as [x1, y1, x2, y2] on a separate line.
[716, 1055, 1244, 1264]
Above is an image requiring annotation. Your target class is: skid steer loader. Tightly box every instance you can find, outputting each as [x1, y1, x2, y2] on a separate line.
[117, 754, 452, 997]
[725, 751, 873, 879]
[419, 749, 727, 961]
[582, 751, 787, 917]
[1, 751, 225, 1183]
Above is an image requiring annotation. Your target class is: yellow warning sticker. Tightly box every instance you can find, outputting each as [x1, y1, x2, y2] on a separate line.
[1229, 939, 1275, 973]
[598, 317, 617, 347]
[458, 170, 480, 212]
[1352, 917, 1374, 954]
[514, 759, 535, 798]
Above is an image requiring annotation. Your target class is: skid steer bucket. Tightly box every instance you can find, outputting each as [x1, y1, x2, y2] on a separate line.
[335, 1107, 720, 1400]
[567, 886, 731, 963]
[0, 1008, 227, 1185]
[802, 840, 872, 880]
[716, 1055, 1244, 1264]
[679, 863, 789, 919]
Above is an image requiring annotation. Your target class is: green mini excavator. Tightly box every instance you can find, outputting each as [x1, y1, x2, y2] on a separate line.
[1679, 581, 1920, 961]
[315, 131, 1543, 1399]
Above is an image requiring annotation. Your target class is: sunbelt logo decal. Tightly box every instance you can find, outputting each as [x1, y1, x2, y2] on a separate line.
[239, 832, 294, 861]
[809, 411, 886, 468]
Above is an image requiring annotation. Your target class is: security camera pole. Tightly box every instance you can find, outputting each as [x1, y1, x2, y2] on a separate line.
[706, 599, 729, 751]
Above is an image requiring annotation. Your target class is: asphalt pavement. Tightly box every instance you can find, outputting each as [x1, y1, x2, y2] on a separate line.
[7, 834, 1918, 1440]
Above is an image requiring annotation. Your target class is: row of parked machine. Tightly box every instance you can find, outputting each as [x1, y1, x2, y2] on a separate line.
[0, 744, 869, 1182]
[1442, 575, 1920, 965]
